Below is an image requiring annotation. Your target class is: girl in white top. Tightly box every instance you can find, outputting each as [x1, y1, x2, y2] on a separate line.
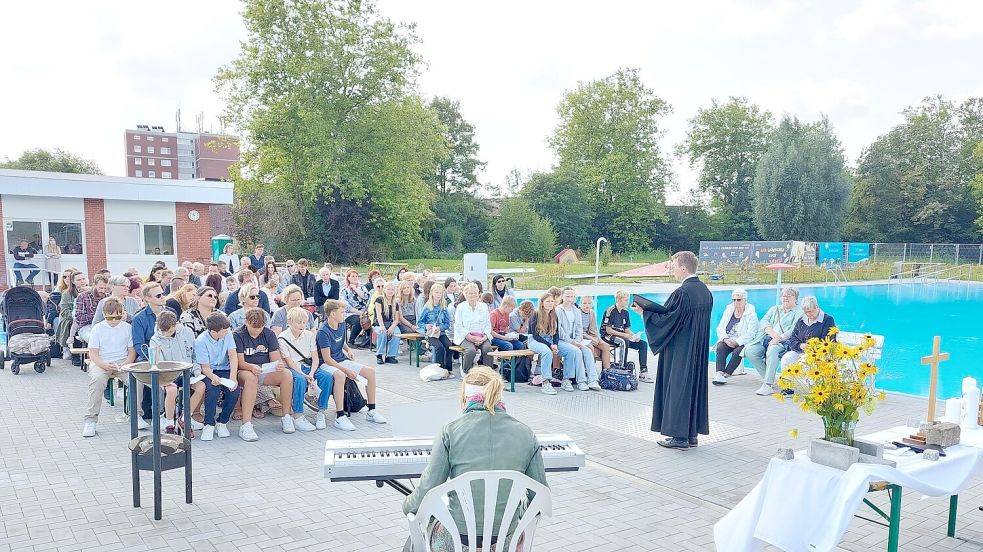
[276, 307, 326, 431]
[219, 243, 240, 273]
[453, 282, 493, 373]
[556, 287, 601, 391]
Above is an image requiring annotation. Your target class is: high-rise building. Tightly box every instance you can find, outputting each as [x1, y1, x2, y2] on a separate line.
[124, 124, 239, 181]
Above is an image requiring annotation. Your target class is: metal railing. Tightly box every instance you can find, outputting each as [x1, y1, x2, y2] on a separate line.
[871, 243, 983, 265]
[897, 263, 976, 283]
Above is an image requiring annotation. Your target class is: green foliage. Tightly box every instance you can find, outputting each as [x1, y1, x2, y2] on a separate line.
[549, 68, 671, 253]
[679, 97, 773, 240]
[752, 116, 851, 241]
[521, 170, 591, 250]
[429, 97, 485, 195]
[844, 96, 983, 243]
[973, 141, 983, 235]
[216, 0, 447, 263]
[654, 204, 715, 253]
[0, 148, 102, 174]
[429, 192, 490, 255]
[487, 199, 557, 262]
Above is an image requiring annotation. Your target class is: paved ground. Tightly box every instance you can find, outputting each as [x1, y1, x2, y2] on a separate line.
[2, 343, 983, 552]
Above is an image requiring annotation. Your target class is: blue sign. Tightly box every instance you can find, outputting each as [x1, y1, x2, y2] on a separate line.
[848, 243, 870, 263]
[818, 242, 844, 266]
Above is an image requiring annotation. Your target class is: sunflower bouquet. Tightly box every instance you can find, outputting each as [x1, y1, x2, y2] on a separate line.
[775, 327, 886, 446]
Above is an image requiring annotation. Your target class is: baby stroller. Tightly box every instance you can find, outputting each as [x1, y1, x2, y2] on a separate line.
[0, 286, 52, 375]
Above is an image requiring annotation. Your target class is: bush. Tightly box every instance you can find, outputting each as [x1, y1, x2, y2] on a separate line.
[488, 200, 558, 262]
[588, 241, 613, 267]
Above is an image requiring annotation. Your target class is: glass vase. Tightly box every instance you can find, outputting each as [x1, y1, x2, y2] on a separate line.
[822, 417, 857, 447]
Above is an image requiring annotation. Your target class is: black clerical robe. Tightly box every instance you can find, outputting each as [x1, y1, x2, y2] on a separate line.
[637, 275, 713, 438]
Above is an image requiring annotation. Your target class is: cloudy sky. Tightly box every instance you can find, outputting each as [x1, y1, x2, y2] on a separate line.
[1, 0, 981, 201]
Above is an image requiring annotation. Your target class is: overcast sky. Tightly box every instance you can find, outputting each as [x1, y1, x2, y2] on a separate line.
[1, 0, 980, 201]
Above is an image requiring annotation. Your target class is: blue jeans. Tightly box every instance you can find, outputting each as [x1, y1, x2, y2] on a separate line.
[526, 339, 554, 379]
[203, 370, 241, 425]
[556, 341, 585, 382]
[566, 342, 598, 384]
[301, 365, 334, 411]
[13, 262, 40, 285]
[288, 369, 308, 414]
[491, 338, 524, 352]
[375, 326, 401, 358]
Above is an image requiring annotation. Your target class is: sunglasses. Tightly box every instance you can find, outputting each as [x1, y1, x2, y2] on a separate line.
[732, 298, 744, 302]
[247, 295, 259, 300]
[104, 315, 123, 321]
[202, 293, 217, 299]
[152, 292, 164, 299]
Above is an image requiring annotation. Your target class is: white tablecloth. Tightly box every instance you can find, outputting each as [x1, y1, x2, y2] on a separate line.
[714, 426, 983, 552]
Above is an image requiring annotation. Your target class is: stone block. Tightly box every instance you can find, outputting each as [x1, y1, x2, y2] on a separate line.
[859, 453, 896, 467]
[854, 438, 884, 459]
[923, 449, 941, 461]
[919, 421, 961, 448]
[809, 438, 860, 470]
[775, 447, 795, 460]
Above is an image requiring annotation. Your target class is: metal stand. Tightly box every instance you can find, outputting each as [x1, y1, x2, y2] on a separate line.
[128, 369, 193, 520]
[376, 479, 414, 496]
[861, 484, 959, 552]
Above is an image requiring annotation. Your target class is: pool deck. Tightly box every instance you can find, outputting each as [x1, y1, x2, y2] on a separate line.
[3, 348, 983, 551]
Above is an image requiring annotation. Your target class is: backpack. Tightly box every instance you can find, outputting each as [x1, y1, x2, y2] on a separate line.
[600, 361, 638, 391]
[343, 378, 367, 414]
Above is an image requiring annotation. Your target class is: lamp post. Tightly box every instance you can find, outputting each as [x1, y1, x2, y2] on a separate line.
[595, 237, 608, 285]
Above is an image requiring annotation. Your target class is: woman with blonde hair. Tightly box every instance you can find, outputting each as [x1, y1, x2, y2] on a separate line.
[44, 237, 62, 287]
[452, 282, 493, 373]
[372, 281, 402, 364]
[261, 271, 282, 307]
[340, 269, 370, 347]
[395, 280, 417, 333]
[165, 283, 198, 318]
[219, 242, 240, 273]
[403, 365, 548, 551]
[417, 283, 453, 378]
[526, 291, 578, 395]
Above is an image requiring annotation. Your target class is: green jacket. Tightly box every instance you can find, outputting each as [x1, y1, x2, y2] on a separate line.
[402, 406, 548, 536]
[749, 304, 803, 346]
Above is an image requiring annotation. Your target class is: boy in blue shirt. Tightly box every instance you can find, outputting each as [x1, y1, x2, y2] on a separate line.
[195, 311, 241, 441]
[316, 300, 387, 429]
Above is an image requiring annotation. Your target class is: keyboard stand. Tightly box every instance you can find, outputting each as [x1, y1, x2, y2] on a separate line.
[376, 478, 415, 496]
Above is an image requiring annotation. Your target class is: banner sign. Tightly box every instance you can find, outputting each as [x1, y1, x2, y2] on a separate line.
[847, 243, 870, 263]
[818, 242, 845, 266]
[699, 241, 751, 264]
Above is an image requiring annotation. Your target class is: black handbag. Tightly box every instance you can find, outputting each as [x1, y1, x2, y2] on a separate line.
[343, 378, 367, 414]
[278, 336, 312, 366]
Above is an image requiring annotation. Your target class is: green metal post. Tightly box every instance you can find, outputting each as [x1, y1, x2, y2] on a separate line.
[887, 485, 902, 552]
[948, 495, 958, 538]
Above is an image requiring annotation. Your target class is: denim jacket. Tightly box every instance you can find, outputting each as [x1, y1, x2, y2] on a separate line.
[418, 305, 451, 335]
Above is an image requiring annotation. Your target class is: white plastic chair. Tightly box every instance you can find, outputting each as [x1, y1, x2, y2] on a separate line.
[407, 470, 552, 552]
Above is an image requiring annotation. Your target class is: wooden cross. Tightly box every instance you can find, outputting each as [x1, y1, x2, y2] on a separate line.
[921, 336, 950, 422]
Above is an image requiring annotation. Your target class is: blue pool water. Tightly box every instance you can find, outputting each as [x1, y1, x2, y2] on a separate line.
[588, 282, 983, 399]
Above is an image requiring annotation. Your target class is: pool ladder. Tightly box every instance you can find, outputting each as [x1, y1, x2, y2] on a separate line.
[824, 266, 847, 285]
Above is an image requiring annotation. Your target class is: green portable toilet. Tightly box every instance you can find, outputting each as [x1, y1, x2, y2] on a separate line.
[211, 234, 233, 262]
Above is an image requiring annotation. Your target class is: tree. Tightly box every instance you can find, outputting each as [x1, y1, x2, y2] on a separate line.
[752, 116, 851, 241]
[653, 203, 714, 253]
[0, 148, 102, 174]
[549, 68, 672, 253]
[429, 97, 485, 195]
[521, 170, 591, 250]
[844, 96, 983, 243]
[679, 97, 773, 240]
[487, 199, 557, 262]
[428, 192, 490, 255]
[216, 0, 447, 262]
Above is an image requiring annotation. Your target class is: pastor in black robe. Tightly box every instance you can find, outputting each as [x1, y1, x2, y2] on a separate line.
[636, 274, 713, 439]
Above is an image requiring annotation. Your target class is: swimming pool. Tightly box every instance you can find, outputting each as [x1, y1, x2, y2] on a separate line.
[590, 282, 983, 400]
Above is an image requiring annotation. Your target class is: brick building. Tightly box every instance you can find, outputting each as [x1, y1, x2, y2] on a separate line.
[0, 169, 233, 288]
[124, 125, 239, 181]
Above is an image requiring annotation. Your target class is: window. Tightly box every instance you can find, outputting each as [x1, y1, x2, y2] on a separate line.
[161, 147, 171, 154]
[162, 172, 172, 179]
[106, 223, 140, 254]
[147, 146, 155, 154]
[134, 158, 142, 165]
[148, 171, 156, 178]
[135, 170, 143, 177]
[144, 225, 174, 255]
[5, 221, 42, 253]
[134, 145, 142, 153]
[147, 135, 154, 142]
[134, 135, 141, 140]
[147, 158, 155, 166]
[161, 159, 171, 167]
[48, 222, 84, 254]
[162, 137, 169, 143]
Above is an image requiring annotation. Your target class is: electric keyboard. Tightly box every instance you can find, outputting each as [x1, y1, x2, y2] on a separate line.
[324, 433, 585, 482]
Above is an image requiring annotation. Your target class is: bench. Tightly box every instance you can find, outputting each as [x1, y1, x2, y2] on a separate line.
[400, 332, 425, 367]
[69, 347, 90, 372]
[488, 349, 535, 393]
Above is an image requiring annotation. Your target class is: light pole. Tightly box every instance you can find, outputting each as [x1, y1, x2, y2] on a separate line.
[594, 237, 608, 285]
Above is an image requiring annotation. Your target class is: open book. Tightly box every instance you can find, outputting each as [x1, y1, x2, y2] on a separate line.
[631, 294, 667, 314]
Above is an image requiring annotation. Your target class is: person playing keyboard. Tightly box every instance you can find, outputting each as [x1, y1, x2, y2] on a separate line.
[402, 366, 548, 551]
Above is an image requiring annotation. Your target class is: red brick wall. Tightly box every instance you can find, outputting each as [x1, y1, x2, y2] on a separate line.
[209, 204, 233, 237]
[84, 199, 107, 278]
[0, 194, 8, 288]
[175, 203, 213, 263]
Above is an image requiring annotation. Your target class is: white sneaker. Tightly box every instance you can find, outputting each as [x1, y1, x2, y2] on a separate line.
[137, 417, 150, 430]
[561, 380, 574, 392]
[334, 415, 356, 431]
[281, 415, 296, 434]
[293, 416, 316, 432]
[542, 382, 557, 395]
[216, 423, 231, 438]
[638, 371, 654, 383]
[63, 349, 72, 360]
[239, 422, 259, 442]
[315, 412, 327, 430]
[366, 410, 388, 424]
[588, 381, 602, 391]
[712, 372, 728, 385]
[576, 382, 589, 391]
[190, 418, 204, 431]
[201, 425, 215, 441]
[756, 383, 775, 396]
[82, 421, 97, 437]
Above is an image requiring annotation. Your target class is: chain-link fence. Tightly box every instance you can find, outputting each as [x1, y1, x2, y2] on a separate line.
[871, 243, 983, 265]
